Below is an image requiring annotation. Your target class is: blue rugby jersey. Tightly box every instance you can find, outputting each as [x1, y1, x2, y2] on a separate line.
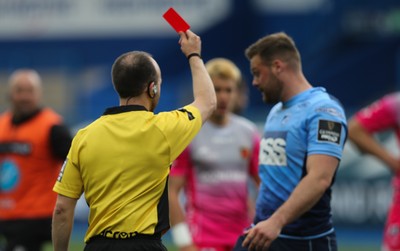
[255, 87, 347, 239]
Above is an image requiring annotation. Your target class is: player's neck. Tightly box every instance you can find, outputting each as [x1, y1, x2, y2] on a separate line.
[282, 73, 312, 102]
[209, 114, 230, 126]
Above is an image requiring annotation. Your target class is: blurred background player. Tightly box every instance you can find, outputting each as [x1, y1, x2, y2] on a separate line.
[169, 58, 260, 251]
[348, 92, 400, 251]
[234, 32, 347, 251]
[0, 69, 71, 251]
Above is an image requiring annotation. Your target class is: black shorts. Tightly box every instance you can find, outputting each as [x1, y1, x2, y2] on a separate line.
[84, 234, 167, 251]
[0, 218, 52, 251]
[233, 232, 337, 251]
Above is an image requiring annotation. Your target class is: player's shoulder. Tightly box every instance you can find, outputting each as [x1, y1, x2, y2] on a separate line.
[0, 110, 11, 120]
[306, 87, 340, 106]
[307, 87, 340, 104]
[39, 107, 63, 122]
[269, 102, 283, 115]
[380, 92, 400, 105]
[230, 114, 258, 133]
[383, 91, 400, 99]
[308, 88, 346, 120]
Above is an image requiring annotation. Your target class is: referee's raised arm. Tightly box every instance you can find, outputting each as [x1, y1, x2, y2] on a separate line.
[179, 30, 216, 124]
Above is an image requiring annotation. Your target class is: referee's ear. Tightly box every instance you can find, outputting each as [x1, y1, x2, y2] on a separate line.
[147, 81, 157, 99]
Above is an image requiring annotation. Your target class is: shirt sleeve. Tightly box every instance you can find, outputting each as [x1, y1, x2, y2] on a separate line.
[170, 147, 192, 177]
[355, 93, 400, 133]
[156, 105, 202, 163]
[307, 102, 348, 159]
[53, 133, 84, 199]
[249, 131, 260, 177]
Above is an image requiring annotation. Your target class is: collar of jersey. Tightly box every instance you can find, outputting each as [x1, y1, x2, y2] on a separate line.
[103, 105, 148, 115]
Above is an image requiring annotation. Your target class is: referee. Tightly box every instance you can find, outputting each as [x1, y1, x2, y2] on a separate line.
[51, 30, 216, 251]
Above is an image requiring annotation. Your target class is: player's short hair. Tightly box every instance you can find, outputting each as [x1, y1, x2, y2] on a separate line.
[205, 58, 242, 86]
[111, 51, 158, 98]
[245, 32, 301, 70]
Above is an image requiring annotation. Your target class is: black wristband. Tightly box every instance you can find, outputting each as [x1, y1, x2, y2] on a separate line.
[187, 53, 202, 60]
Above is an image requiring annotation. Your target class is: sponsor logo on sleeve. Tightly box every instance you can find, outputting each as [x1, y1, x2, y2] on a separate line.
[178, 108, 195, 120]
[317, 120, 342, 144]
[57, 159, 68, 182]
[315, 107, 344, 119]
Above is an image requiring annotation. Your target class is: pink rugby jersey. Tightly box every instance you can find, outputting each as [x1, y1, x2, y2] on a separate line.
[170, 114, 260, 246]
[355, 92, 400, 204]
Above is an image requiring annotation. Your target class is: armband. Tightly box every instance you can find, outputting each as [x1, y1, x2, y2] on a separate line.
[171, 222, 193, 247]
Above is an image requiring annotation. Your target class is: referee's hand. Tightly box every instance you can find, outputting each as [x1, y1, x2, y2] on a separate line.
[178, 30, 201, 58]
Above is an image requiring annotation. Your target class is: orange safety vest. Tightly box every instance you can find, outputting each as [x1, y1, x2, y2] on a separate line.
[0, 108, 64, 220]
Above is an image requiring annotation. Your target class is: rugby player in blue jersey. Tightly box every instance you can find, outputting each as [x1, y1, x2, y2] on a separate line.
[233, 32, 347, 251]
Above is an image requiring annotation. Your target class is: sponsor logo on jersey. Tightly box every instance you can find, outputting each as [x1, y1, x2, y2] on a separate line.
[0, 159, 20, 191]
[240, 147, 250, 159]
[317, 120, 342, 144]
[259, 131, 287, 166]
[0, 142, 32, 155]
[99, 229, 138, 239]
[315, 107, 344, 119]
[198, 170, 247, 183]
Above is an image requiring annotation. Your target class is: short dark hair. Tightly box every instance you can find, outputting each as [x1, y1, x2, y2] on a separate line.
[111, 51, 158, 98]
[245, 32, 301, 70]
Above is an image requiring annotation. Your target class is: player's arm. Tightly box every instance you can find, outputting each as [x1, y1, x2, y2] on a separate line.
[247, 173, 259, 223]
[52, 194, 78, 251]
[168, 175, 197, 251]
[169, 175, 187, 227]
[348, 118, 400, 172]
[179, 30, 216, 124]
[243, 154, 338, 250]
[250, 132, 261, 187]
[247, 172, 260, 223]
[247, 133, 260, 221]
[270, 154, 338, 227]
[251, 174, 260, 187]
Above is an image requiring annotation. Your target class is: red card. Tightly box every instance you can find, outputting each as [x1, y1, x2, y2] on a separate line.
[163, 7, 190, 33]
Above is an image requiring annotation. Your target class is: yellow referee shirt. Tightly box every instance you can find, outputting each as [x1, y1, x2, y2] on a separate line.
[53, 104, 201, 242]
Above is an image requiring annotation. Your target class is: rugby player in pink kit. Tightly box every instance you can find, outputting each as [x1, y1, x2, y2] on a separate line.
[349, 92, 400, 251]
[169, 58, 260, 251]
